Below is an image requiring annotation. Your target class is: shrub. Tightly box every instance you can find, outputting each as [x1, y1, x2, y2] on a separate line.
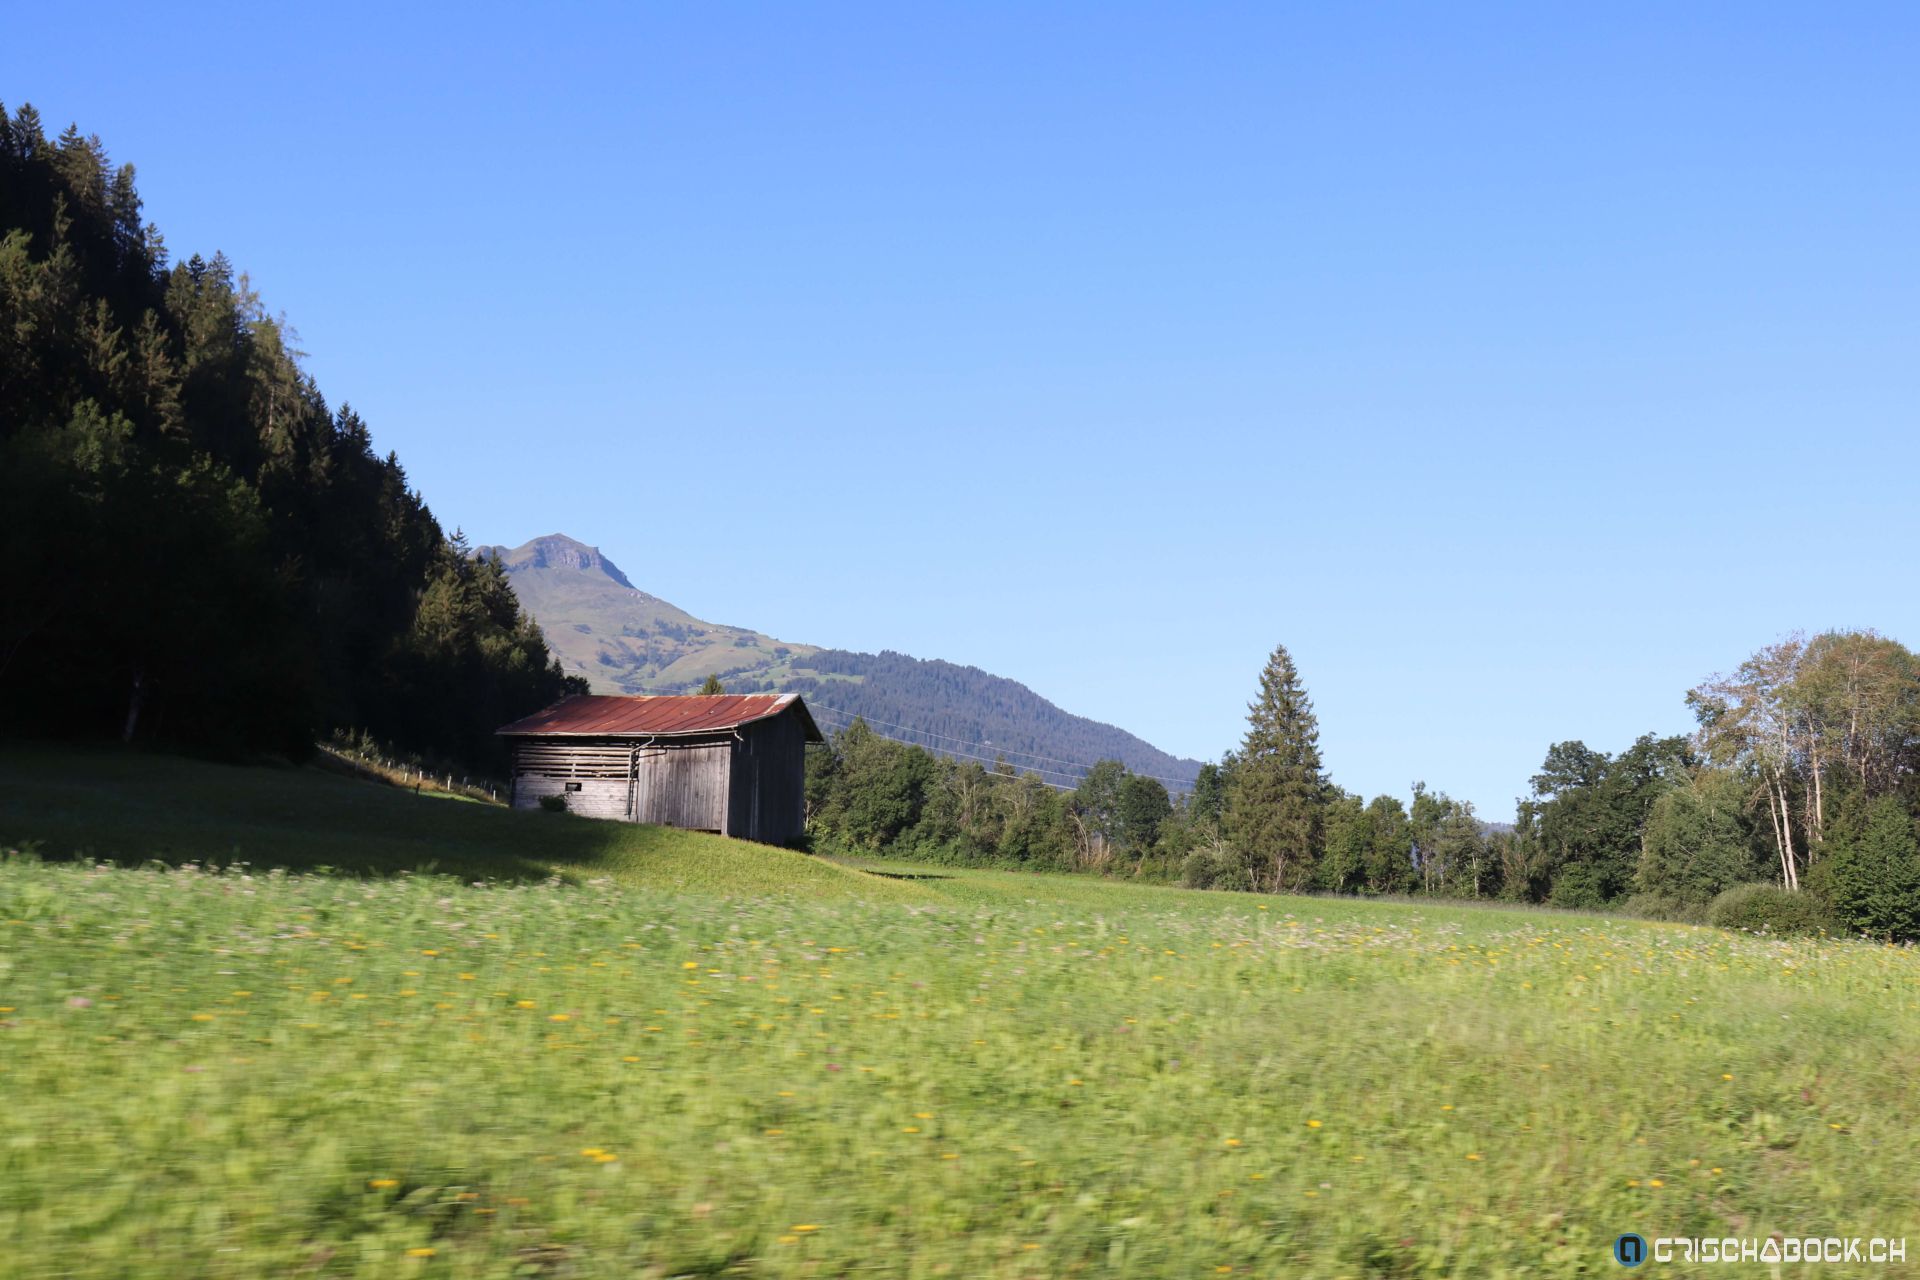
[538, 794, 568, 814]
[1707, 883, 1836, 937]
[1180, 842, 1251, 892]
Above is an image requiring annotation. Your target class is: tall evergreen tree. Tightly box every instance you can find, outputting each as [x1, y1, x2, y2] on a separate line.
[1225, 643, 1326, 892]
[1824, 796, 1920, 942]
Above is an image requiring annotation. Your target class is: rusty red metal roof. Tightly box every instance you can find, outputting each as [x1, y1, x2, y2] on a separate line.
[496, 693, 823, 741]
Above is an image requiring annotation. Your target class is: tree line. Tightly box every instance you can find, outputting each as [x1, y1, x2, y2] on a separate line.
[0, 105, 581, 766]
[806, 633, 1920, 942]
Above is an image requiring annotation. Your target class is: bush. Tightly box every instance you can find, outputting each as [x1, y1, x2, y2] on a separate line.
[1181, 842, 1251, 891]
[538, 794, 568, 814]
[1707, 883, 1836, 937]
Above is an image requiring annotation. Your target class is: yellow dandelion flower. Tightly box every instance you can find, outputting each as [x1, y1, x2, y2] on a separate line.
[1223, 1138, 1241, 1147]
[369, 1178, 399, 1189]
[1648, 1179, 1664, 1188]
[190, 1013, 215, 1021]
[580, 1147, 604, 1157]
[622, 1055, 640, 1063]
[791, 1224, 819, 1233]
[778, 1235, 799, 1245]
[914, 1111, 934, 1119]
[1721, 1073, 1733, 1081]
[765, 1128, 785, 1136]
[1466, 1153, 1483, 1161]
[682, 961, 699, 970]
[902, 1126, 920, 1133]
[548, 1014, 570, 1022]
[1306, 1120, 1322, 1129]
[406, 1247, 435, 1257]
[593, 1152, 618, 1163]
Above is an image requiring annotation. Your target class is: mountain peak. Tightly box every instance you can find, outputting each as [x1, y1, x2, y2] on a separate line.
[479, 534, 635, 590]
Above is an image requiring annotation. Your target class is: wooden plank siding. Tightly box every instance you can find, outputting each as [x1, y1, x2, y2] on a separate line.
[726, 713, 808, 844]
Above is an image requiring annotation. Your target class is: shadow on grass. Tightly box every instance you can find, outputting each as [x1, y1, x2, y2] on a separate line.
[0, 742, 645, 884]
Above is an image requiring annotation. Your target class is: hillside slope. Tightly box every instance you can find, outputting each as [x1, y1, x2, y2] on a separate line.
[0, 745, 921, 900]
[477, 535, 1203, 788]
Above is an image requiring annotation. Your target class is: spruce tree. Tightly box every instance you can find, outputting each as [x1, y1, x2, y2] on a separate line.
[1825, 796, 1920, 942]
[698, 674, 725, 695]
[1225, 643, 1327, 892]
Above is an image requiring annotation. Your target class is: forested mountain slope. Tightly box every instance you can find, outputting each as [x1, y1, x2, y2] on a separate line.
[0, 106, 578, 765]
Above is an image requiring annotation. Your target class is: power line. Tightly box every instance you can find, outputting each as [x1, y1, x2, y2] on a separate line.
[804, 697, 1197, 789]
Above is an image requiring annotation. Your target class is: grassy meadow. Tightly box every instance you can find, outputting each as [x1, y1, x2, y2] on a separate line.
[3, 748, 1919, 1277]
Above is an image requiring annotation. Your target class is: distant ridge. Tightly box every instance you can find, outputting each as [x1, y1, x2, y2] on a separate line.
[478, 534, 1203, 789]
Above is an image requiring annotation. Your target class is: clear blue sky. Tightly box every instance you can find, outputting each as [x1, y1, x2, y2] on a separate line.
[9, 4, 1918, 816]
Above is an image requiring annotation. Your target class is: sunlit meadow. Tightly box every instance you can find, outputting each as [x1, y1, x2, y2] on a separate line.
[3, 754, 1919, 1277]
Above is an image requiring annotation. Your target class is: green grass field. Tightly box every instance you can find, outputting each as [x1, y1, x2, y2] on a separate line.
[3, 748, 1917, 1277]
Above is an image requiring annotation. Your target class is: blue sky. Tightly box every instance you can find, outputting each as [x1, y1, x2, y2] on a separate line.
[9, 4, 1917, 815]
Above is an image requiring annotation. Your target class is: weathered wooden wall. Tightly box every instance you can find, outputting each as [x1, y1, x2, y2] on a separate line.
[508, 739, 633, 819]
[727, 713, 807, 844]
[633, 741, 731, 833]
[509, 773, 629, 819]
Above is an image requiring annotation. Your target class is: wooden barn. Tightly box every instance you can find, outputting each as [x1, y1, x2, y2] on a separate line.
[497, 693, 823, 844]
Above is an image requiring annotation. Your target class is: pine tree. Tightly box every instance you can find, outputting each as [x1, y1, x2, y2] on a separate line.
[1225, 643, 1327, 892]
[698, 674, 725, 695]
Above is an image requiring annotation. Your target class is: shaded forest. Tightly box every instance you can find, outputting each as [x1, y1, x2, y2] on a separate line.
[0, 105, 580, 767]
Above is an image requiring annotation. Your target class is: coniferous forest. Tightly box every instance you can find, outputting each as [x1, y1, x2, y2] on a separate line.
[0, 106, 581, 766]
